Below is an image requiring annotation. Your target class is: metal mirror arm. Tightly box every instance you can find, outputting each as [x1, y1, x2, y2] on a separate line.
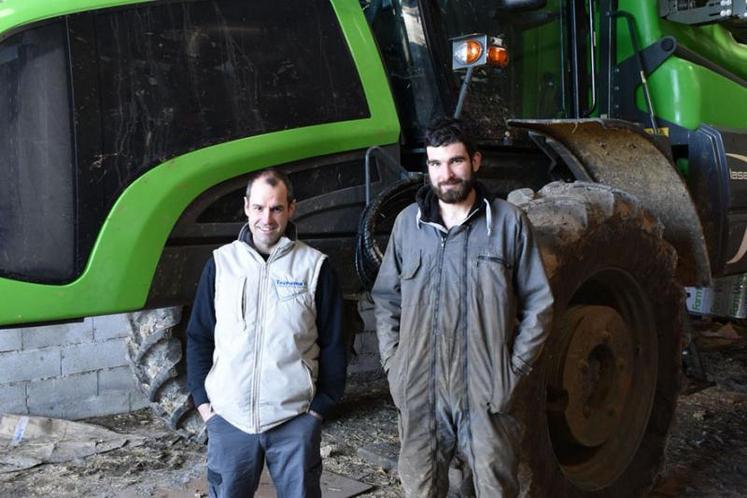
[453, 66, 475, 119]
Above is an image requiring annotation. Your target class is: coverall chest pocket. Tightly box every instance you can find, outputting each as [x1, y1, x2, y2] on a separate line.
[475, 252, 512, 299]
[400, 251, 427, 309]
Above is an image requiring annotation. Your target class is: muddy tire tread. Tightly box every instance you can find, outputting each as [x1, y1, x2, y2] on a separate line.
[509, 181, 682, 497]
[126, 307, 206, 442]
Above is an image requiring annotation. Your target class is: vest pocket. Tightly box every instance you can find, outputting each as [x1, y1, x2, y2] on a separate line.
[301, 359, 316, 400]
[237, 277, 247, 319]
[215, 276, 247, 325]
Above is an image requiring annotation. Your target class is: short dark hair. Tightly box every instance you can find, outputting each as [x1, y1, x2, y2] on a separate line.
[424, 116, 477, 158]
[245, 168, 295, 203]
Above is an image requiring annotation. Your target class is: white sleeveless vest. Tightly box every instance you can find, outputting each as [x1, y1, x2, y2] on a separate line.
[205, 235, 326, 434]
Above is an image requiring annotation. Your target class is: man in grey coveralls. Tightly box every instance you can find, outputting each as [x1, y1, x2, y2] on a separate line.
[372, 117, 554, 497]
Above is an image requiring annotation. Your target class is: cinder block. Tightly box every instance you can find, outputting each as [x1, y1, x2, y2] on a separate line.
[61, 339, 128, 375]
[0, 382, 28, 415]
[353, 330, 380, 357]
[93, 313, 132, 341]
[0, 349, 61, 384]
[0, 328, 22, 353]
[27, 372, 97, 409]
[22, 319, 93, 350]
[348, 353, 382, 375]
[357, 304, 377, 332]
[98, 366, 139, 394]
[64, 391, 131, 420]
[27, 401, 63, 419]
[27, 373, 135, 420]
[357, 295, 376, 313]
[129, 392, 149, 411]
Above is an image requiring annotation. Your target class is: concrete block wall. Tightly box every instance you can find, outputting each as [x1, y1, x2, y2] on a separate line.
[348, 296, 384, 376]
[0, 314, 148, 420]
[0, 299, 384, 421]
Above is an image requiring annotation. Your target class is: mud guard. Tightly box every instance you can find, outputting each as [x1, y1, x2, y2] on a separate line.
[509, 118, 711, 287]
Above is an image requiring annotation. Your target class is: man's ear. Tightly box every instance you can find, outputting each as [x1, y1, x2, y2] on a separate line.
[472, 151, 482, 173]
[288, 200, 297, 218]
[244, 196, 251, 218]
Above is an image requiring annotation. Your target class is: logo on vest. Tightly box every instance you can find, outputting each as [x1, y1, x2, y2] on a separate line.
[274, 279, 307, 300]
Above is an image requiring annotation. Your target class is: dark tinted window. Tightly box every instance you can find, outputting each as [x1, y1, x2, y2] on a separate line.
[434, 0, 568, 140]
[0, 22, 75, 282]
[366, 0, 446, 144]
[64, 0, 367, 277]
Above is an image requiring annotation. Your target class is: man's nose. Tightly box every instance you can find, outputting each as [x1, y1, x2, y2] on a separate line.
[261, 210, 272, 224]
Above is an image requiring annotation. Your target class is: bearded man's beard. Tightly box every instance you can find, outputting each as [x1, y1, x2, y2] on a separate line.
[432, 175, 475, 203]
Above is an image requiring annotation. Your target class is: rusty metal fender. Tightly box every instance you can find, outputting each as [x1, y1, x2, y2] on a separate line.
[509, 118, 711, 287]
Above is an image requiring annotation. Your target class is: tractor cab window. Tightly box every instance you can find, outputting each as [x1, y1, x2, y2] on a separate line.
[1, 0, 368, 284]
[0, 22, 76, 282]
[365, 0, 568, 146]
[434, 0, 568, 142]
[364, 0, 448, 145]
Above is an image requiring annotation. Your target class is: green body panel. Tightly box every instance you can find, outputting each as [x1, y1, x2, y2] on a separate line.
[0, 0, 399, 326]
[0, 0, 153, 35]
[643, 58, 747, 130]
[617, 0, 747, 130]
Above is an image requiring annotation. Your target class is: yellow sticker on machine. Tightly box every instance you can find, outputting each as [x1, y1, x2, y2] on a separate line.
[644, 127, 669, 136]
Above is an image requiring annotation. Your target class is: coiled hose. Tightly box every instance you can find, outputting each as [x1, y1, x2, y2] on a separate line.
[355, 176, 424, 289]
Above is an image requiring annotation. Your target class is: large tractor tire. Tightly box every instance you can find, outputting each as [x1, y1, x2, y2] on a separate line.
[126, 306, 206, 442]
[508, 182, 683, 497]
[126, 300, 362, 442]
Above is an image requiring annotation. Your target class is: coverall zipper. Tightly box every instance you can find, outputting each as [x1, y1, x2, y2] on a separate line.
[429, 232, 448, 489]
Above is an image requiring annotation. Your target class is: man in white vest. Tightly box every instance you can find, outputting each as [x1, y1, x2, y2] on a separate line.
[187, 169, 346, 498]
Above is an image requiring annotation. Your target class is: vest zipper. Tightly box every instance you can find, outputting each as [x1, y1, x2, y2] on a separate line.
[251, 263, 270, 432]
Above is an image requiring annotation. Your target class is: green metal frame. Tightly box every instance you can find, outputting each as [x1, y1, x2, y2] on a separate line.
[518, 0, 566, 118]
[0, 0, 399, 325]
[617, 0, 747, 130]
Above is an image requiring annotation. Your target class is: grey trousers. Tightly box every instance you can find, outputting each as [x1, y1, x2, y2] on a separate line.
[397, 404, 522, 498]
[206, 413, 322, 498]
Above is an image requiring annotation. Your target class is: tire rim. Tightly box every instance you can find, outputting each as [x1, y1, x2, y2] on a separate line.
[546, 268, 658, 490]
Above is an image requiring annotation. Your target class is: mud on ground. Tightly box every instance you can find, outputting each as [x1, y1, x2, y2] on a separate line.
[2, 319, 746, 497]
[652, 319, 747, 498]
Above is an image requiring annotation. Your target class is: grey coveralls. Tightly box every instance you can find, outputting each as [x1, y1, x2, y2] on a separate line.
[372, 186, 553, 497]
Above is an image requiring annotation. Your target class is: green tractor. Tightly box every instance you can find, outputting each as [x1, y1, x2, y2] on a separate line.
[1, 0, 746, 495]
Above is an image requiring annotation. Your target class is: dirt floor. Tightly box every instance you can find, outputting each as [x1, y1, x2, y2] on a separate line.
[2, 318, 746, 498]
[650, 318, 747, 498]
